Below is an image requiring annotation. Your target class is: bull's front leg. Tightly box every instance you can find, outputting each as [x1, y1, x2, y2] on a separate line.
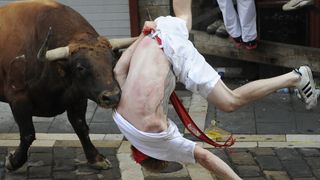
[67, 100, 111, 170]
[6, 95, 35, 171]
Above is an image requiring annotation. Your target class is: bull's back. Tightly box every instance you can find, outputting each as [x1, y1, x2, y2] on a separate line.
[0, 0, 98, 101]
[0, 0, 97, 54]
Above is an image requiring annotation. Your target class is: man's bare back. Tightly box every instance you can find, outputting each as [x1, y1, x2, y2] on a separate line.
[116, 36, 175, 133]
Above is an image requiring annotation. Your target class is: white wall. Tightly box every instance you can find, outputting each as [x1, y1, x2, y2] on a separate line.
[0, 0, 131, 38]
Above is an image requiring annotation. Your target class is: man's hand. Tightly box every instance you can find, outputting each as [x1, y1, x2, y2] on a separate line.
[142, 21, 157, 35]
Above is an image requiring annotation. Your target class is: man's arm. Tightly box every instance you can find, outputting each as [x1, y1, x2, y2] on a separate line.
[113, 34, 144, 88]
[173, 0, 192, 31]
[194, 146, 242, 179]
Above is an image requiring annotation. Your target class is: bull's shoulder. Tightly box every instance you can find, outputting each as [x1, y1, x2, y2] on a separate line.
[24, 0, 59, 7]
[0, 0, 60, 10]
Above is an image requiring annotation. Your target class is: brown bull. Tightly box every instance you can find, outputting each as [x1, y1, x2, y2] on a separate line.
[0, 0, 134, 171]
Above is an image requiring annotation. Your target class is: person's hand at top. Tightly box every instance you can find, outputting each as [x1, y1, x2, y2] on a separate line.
[142, 21, 157, 35]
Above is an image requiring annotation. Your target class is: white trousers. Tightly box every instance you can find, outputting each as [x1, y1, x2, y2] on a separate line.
[155, 16, 220, 98]
[216, 0, 257, 42]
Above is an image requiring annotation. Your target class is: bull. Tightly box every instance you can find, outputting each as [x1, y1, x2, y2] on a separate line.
[0, 0, 135, 170]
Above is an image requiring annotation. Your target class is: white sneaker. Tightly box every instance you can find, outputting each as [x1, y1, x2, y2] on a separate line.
[294, 66, 317, 110]
[282, 0, 314, 11]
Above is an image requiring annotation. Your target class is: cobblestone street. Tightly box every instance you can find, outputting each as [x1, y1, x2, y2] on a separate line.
[0, 87, 320, 179]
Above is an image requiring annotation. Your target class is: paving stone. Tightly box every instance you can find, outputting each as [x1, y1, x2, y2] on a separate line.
[295, 113, 320, 133]
[234, 135, 285, 142]
[104, 155, 118, 168]
[76, 164, 100, 176]
[53, 147, 77, 159]
[0, 160, 4, 168]
[117, 153, 144, 180]
[3, 172, 26, 180]
[263, 171, 290, 180]
[96, 148, 117, 156]
[305, 157, 320, 169]
[78, 174, 100, 180]
[298, 148, 320, 157]
[53, 171, 77, 180]
[0, 148, 7, 154]
[144, 162, 190, 180]
[186, 163, 213, 180]
[208, 149, 232, 167]
[287, 135, 320, 142]
[0, 168, 4, 180]
[89, 122, 121, 134]
[48, 116, 74, 133]
[53, 158, 77, 172]
[275, 148, 302, 161]
[249, 148, 275, 156]
[258, 141, 320, 148]
[91, 108, 113, 123]
[236, 165, 261, 177]
[282, 160, 313, 178]
[9, 124, 20, 133]
[29, 147, 52, 153]
[231, 142, 258, 148]
[28, 166, 52, 178]
[255, 93, 293, 113]
[243, 177, 266, 180]
[117, 141, 131, 154]
[28, 152, 53, 166]
[217, 110, 256, 134]
[256, 122, 297, 134]
[0, 113, 14, 133]
[292, 178, 317, 180]
[33, 122, 51, 133]
[98, 167, 122, 179]
[228, 151, 256, 165]
[255, 156, 283, 170]
[313, 169, 320, 179]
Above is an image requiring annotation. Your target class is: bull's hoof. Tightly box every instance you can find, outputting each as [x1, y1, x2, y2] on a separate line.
[88, 158, 112, 170]
[5, 153, 16, 171]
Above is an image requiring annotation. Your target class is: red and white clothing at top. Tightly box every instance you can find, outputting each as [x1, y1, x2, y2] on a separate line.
[216, 0, 257, 42]
[155, 16, 220, 98]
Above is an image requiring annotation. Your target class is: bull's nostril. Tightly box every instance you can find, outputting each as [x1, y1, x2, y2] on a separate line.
[100, 93, 120, 104]
[101, 95, 109, 102]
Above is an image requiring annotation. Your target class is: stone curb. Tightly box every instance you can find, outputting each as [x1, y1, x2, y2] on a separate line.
[0, 133, 320, 148]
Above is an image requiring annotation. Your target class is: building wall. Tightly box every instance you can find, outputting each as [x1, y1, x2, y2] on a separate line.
[0, 0, 131, 38]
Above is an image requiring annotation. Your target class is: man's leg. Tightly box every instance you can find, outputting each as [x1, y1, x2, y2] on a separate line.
[194, 145, 241, 179]
[207, 71, 301, 112]
[173, 0, 192, 31]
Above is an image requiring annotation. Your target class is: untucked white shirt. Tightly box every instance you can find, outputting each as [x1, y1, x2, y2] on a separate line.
[113, 110, 196, 163]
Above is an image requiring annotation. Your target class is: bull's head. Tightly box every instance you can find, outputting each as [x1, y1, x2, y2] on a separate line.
[37, 29, 136, 108]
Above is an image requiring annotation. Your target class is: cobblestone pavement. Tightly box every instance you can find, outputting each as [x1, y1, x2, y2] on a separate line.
[0, 141, 320, 180]
[0, 80, 320, 179]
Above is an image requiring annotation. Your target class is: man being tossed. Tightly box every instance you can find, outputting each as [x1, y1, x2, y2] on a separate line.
[113, 9, 316, 180]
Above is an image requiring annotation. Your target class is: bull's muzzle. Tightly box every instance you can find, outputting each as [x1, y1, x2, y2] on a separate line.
[98, 90, 121, 108]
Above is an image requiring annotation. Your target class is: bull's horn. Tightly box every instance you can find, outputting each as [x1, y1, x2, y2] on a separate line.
[109, 37, 138, 50]
[45, 46, 70, 61]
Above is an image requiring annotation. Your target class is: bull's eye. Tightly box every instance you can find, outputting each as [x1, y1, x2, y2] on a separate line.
[76, 64, 87, 74]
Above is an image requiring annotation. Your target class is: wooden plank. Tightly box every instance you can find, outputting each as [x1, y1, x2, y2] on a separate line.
[192, 7, 220, 26]
[192, 30, 320, 72]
